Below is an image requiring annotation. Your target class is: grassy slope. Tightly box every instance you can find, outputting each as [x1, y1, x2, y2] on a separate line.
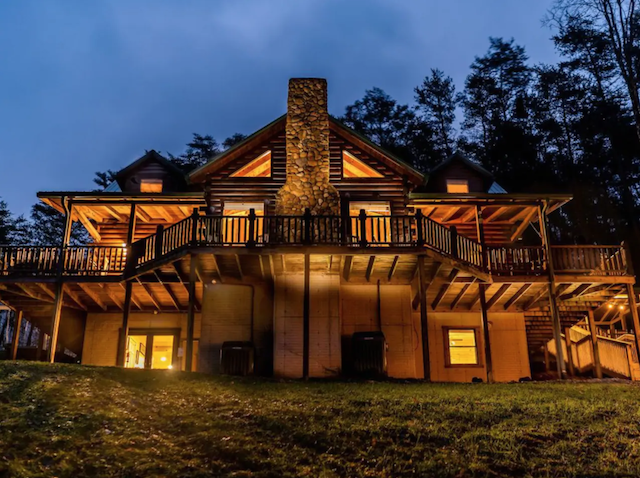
[1, 363, 640, 477]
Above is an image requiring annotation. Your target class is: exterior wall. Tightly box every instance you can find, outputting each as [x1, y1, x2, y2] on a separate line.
[428, 312, 531, 383]
[199, 283, 273, 375]
[273, 273, 341, 378]
[341, 285, 424, 379]
[81, 312, 201, 370]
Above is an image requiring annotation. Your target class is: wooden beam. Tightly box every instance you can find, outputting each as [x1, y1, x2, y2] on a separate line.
[523, 285, 548, 311]
[76, 208, 101, 242]
[450, 279, 475, 309]
[564, 327, 575, 377]
[78, 283, 107, 311]
[509, 208, 537, 242]
[626, 284, 640, 364]
[63, 286, 88, 311]
[503, 283, 532, 309]
[138, 280, 162, 312]
[388, 256, 399, 282]
[35, 283, 56, 300]
[365, 256, 376, 282]
[268, 254, 276, 282]
[135, 207, 152, 223]
[431, 269, 459, 310]
[116, 281, 133, 367]
[478, 283, 493, 383]
[417, 256, 430, 380]
[485, 206, 508, 223]
[559, 283, 591, 301]
[440, 206, 460, 223]
[10, 310, 23, 360]
[343, 255, 353, 282]
[155, 272, 180, 310]
[185, 255, 197, 372]
[467, 289, 481, 310]
[587, 309, 603, 379]
[259, 255, 266, 280]
[303, 253, 310, 379]
[486, 284, 511, 310]
[119, 282, 142, 310]
[47, 282, 64, 363]
[103, 205, 125, 221]
[100, 284, 124, 310]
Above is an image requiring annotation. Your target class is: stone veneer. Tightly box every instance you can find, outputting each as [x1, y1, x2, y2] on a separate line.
[275, 78, 341, 215]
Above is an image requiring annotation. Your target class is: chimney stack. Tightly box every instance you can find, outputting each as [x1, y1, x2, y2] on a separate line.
[275, 78, 340, 215]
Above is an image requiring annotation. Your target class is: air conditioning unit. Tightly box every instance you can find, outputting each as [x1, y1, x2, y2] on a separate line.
[220, 341, 254, 376]
[351, 331, 387, 378]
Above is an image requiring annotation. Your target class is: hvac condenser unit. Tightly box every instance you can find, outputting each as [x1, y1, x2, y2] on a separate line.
[220, 341, 255, 376]
[351, 331, 387, 377]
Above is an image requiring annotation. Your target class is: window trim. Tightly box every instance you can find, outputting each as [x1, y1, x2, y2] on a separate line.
[442, 326, 483, 368]
[446, 179, 470, 194]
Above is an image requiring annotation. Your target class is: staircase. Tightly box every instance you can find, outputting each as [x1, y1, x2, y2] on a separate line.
[546, 323, 640, 380]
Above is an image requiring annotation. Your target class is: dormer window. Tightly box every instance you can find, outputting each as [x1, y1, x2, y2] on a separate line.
[140, 178, 163, 193]
[446, 179, 469, 194]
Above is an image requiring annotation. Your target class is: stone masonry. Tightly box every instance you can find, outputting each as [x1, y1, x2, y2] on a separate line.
[275, 78, 341, 215]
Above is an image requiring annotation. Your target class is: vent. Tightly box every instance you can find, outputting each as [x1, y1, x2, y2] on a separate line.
[220, 341, 255, 376]
[351, 331, 387, 378]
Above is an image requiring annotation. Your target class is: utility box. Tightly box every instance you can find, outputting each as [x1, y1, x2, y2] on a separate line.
[220, 341, 255, 376]
[351, 331, 387, 378]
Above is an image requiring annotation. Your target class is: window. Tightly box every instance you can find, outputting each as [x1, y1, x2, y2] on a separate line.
[140, 178, 163, 193]
[446, 179, 469, 194]
[230, 151, 271, 177]
[444, 328, 480, 366]
[342, 151, 384, 178]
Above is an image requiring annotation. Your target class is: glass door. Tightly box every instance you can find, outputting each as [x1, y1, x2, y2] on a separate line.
[124, 329, 179, 370]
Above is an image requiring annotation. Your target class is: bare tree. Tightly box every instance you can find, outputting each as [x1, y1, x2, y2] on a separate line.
[549, 0, 640, 142]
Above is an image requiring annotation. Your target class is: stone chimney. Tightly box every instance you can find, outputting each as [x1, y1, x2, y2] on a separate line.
[275, 78, 341, 215]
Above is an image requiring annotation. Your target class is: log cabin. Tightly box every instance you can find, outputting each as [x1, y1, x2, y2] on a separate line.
[1, 78, 639, 382]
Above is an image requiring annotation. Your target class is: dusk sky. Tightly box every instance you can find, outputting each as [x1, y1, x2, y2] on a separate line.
[0, 0, 558, 216]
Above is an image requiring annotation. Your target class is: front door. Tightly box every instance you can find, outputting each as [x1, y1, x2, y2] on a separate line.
[124, 329, 180, 370]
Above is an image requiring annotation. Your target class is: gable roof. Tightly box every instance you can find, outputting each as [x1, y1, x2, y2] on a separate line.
[188, 115, 425, 185]
[429, 151, 495, 182]
[114, 150, 186, 185]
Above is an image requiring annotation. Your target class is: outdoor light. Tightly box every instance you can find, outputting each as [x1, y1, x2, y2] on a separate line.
[608, 304, 614, 308]
[168, 365, 173, 370]
[161, 356, 167, 362]
[212, 279, 217, 284]
[619, 305, 625, 311]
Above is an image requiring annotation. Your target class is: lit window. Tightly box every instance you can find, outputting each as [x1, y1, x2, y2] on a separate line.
[343, 151, 384, 178]
[445, 328, 479, 366]
[446, 179, 469, 194]
[230, 151, 271, 178]
[140, 179, 163, 193]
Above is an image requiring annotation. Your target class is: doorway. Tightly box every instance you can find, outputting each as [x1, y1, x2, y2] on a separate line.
[123, 329, 180, 370]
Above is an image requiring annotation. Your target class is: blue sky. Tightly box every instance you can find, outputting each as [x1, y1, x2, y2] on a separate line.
[0, 0, 557, 216]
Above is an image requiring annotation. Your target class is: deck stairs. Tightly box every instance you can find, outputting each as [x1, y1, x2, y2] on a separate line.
[547, 323, 640, 380]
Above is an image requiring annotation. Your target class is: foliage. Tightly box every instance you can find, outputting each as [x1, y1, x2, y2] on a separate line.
[27, 203, 89, 245]
[222, 133, 247, 150]
[3, 362, 640, 477]
[93, 170, 118, 190]
[168, 133, 221, 173]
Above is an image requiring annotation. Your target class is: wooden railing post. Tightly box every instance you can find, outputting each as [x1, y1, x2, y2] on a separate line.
[190, 208, 199, 246]
[247, 208, 257, 247]
[303, 208, 312, 245]
[359, 209, 368, 248]
[155, 225, 164, 259]
[415, 209, 425, 247]
[587, 309, 603, 379]
[450, 226, 458, 258]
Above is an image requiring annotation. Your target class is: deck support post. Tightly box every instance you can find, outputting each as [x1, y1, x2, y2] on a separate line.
[625, 284, 640, 362]
[302, 253, 310, 379]
[587, 309, 603, 379]
[185, 255, 197, 372]
[538, 202, 566, 379]
[417, 255, 430, 380]
[478, 283, 493, 383]
[116, 281, 133, 367]
[10, 310, 23, 360]
[47, 282, 64, 363]
[475, 206, 489, 271]
[564, 327, 575, 377]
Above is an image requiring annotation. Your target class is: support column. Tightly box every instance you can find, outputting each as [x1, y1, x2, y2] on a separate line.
[47, 282, 64, 363]
[538, 202, 566, 378]
[475, 206, 489, 271]
[626, 283, 640, 361]
[10, 310, 23, 360]
[116, 281, 133, 367]
[564, 327, 575, 377]
[302, 253, 310, 379]
[587, 309, 603, 379]
[417, 255, 430, 380]
[185, 255, 197, 372]
[478, 283, 493, 383]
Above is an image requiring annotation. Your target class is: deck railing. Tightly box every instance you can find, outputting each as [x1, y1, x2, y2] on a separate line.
[0, 210, 631, 278]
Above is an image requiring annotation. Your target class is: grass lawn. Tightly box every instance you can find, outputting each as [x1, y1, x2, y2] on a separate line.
[2, 363, 640, 477]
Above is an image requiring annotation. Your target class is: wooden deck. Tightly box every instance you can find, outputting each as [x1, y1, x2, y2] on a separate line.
[0, 212, 631, 282]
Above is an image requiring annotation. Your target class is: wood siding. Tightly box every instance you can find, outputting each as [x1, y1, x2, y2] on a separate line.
[205, 129, 413, 216]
